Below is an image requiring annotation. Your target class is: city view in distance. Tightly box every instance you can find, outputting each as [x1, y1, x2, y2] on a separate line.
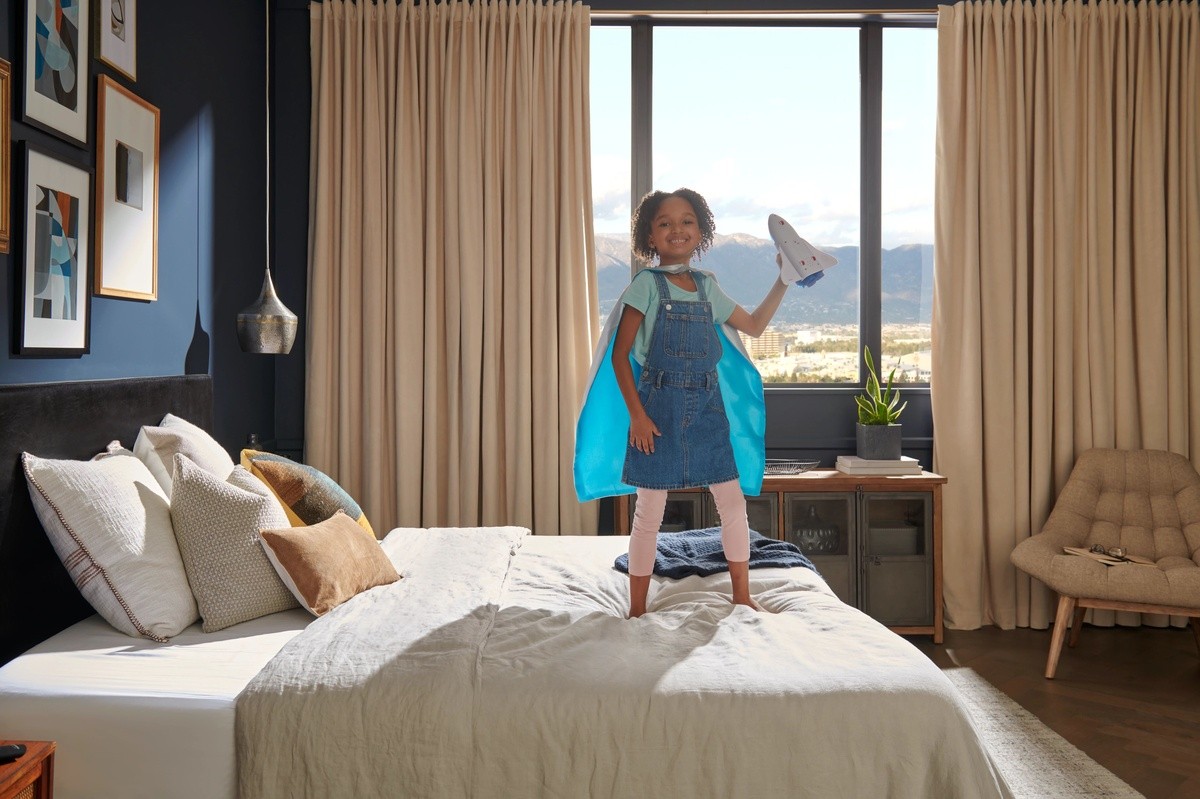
[593, 232, 933, 384]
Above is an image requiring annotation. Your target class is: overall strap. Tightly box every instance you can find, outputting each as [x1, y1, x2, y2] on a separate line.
[651, 270, 672, 303]
[693, 272, 709, 302]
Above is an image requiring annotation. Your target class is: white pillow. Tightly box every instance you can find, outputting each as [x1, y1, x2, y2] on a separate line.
[22, 452, 200, 641]
[169, 455, 299, 632]
[133, 413, 234, 498]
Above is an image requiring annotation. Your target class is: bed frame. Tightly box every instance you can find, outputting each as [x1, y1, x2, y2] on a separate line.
[0, 375, 214, 666]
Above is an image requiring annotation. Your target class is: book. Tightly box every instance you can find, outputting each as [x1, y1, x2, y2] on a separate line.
[837, 455, 921, 467]
[1062, 546, 1154, 566]
[836, 455, 922, 475]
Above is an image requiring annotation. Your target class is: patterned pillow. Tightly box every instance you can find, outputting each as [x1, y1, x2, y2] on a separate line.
[260, 510, 400, 616]
[169, 455, 298, 632]
[240, 450, 374, 536]
[134, 413, 235, 498]
[22, 451, 198, 641]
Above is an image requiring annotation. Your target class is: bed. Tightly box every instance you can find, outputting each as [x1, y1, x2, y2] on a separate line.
[0, 376, 1013, 799]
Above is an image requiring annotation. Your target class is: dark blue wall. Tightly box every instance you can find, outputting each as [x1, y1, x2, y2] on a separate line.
[0, 0, 291, 454]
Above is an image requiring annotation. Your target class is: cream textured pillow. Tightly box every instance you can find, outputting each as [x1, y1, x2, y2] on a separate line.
[260, 510, 400, 616]
[134, 413, 235, 498]
[169, 455, 298, 632]
[22, 452, 199, 641]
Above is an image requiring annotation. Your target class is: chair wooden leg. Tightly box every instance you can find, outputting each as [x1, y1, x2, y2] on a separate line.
[1068, 605, 1086, 648]
[1192, 617, 1200, 658]
[1046, 595, 1076, 679]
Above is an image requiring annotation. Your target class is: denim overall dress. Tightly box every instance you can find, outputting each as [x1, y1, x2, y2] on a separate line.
[622, 271, 740, 490]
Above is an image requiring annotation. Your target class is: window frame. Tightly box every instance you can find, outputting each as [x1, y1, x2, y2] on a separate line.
[592, 14, 936, 389]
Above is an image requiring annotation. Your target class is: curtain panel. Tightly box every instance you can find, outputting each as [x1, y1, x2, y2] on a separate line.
[934, 0, 1200, 629]
[307, 0, 598, 534]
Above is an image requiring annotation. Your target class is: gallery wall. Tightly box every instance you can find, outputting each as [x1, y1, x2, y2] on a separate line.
[0, 0, 290, 454]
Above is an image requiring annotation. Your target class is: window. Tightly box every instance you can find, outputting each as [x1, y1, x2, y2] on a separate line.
[589, 20, 936, 387]
[589, 26, 632, 325]
[881, 28, 937, 384]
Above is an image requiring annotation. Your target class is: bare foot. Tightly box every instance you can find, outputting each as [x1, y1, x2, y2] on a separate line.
[629, 605, 646, 619]
[732, 596, 761, 611]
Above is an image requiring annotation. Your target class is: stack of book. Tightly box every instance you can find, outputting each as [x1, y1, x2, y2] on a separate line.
[836, 455, 923, 475]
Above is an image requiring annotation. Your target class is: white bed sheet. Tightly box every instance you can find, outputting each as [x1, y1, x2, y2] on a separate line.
[0, 608, 311, 799]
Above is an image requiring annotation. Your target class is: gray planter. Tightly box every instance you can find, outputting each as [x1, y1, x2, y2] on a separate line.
[856, 423, 902, 460]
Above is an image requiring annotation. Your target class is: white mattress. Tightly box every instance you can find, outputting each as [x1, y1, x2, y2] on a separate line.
[0, 608, 312, 799]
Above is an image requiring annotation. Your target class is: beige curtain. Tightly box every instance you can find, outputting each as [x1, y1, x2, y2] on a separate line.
[934, 0, 1200, 630]
[306, 0, 599, 535]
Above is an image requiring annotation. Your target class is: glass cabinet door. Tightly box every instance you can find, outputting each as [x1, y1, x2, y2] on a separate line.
[783, 493, 856, 605]
[859, 492, 932, 626]
[706, 493, 779, 539]
[629, 491, 705, 532]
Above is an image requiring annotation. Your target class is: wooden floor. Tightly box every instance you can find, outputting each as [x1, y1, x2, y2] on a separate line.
[911, 624, 1200, 799]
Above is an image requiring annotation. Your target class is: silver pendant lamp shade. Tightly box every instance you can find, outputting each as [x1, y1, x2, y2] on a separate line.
[238, 0, 297, 355]
[237, 269, 297, 354]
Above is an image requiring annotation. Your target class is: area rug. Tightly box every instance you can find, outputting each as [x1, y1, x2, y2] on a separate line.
[945, 668, 1144, 798]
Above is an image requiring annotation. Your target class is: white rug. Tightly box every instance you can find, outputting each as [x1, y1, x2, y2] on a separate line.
[945, 668, 1144, 799]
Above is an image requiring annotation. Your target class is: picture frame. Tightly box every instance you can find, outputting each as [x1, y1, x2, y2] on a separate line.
[96, 0, 136, 82]
[22, 0, 91, 147]
[16, 143, 92, 356]
[95, 75, 158, 301]
[0, 59, 11, 255]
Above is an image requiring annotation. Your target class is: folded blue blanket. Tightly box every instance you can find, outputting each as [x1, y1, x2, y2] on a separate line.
[613, 527, 818, 579]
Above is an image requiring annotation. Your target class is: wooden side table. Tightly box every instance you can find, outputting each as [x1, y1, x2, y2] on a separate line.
[0, 741, 54, 799]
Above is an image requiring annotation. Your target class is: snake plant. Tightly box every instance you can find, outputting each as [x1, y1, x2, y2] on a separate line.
[855, 346, 907, 425]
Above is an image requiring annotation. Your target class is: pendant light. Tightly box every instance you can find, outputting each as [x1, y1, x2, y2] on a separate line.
[237, 0, 297, 354]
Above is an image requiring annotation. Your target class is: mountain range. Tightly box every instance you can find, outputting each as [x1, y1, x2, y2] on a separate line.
[594, 233, 934, 326]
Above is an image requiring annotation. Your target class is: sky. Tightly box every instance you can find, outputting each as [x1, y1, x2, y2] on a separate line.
[590, 26, 937, 250]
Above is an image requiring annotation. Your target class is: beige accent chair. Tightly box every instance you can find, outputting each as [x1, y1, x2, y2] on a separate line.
[1011, 449, 1200, 678]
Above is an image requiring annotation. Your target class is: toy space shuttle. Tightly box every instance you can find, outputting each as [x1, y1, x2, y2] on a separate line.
[768, 213, 837, 287]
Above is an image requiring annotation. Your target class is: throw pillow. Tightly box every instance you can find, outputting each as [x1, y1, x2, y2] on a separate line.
[240, 449, 374, 536]
[260, 510, 400, 616]
[21, 452, 199, 641]
[134, 413, 235, 498]
[169, 455, 298, 632]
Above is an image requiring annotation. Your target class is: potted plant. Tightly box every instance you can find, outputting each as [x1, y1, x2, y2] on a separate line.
[854, 345, 906, 460]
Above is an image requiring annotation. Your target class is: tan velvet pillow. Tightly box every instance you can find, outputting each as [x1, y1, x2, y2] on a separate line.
[259, 511, 400, 616]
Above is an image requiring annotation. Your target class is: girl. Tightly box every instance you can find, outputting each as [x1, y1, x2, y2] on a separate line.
[575, 188, 791, 618]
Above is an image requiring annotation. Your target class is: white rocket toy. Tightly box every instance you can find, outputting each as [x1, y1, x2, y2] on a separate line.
[768, 213, 837, 286]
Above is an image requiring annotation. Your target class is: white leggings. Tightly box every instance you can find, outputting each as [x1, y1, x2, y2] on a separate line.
[627, 478, 750, 577]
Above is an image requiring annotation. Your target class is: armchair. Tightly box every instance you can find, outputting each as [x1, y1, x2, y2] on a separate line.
[1010, 449, 1200, 678]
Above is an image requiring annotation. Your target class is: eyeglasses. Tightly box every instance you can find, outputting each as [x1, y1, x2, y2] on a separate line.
[1089, 543, 1128, 559]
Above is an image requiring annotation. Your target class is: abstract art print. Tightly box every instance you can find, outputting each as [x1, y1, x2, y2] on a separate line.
[0, 59, 11, 254]
[97, 0, 136, 81]
[23, 0, 91, 147]
[17, 144, 92, 355]
[96, 75, 158, 300]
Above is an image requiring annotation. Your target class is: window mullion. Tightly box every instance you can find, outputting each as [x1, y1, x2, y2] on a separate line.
[630, 21, 653, 275]
[859, 23, 883, 382]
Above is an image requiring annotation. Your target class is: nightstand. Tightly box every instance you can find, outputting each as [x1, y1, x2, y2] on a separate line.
[0, 741, 54, 799]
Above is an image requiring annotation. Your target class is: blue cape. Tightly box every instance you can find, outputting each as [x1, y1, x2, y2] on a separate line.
[573, 268, 765, 502]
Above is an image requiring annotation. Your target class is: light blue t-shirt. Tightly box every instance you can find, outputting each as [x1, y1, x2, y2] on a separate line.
[619, 269, 737, 365]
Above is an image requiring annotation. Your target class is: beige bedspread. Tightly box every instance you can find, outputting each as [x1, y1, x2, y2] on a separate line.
[236, 528, 1011, 798]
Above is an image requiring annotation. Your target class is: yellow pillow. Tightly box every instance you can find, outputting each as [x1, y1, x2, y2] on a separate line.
[259, 511, 399, 616]
[241, 449, 374, 536]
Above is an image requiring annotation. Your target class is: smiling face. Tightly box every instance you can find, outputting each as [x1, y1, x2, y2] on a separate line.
[646, 196, 701, 266]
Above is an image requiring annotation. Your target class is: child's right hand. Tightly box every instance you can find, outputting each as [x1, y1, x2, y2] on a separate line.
[628, 413, 662, 454]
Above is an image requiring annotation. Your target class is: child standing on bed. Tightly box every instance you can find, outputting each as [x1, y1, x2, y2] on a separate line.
[608, 188, 790, 618]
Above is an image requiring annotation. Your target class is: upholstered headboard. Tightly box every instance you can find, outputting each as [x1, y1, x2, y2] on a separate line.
[0, 375, 214, 665]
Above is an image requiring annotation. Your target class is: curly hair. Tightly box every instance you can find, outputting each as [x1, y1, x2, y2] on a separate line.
[630, 188, 716, 263]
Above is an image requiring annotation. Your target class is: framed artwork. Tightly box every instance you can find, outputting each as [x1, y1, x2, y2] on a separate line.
[95, 75, 158, 301]
[96, 0, 136, 81]
[0, 59, 11, 255]
[16, 143, 92, 356]
[22, 0, 91, 147]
